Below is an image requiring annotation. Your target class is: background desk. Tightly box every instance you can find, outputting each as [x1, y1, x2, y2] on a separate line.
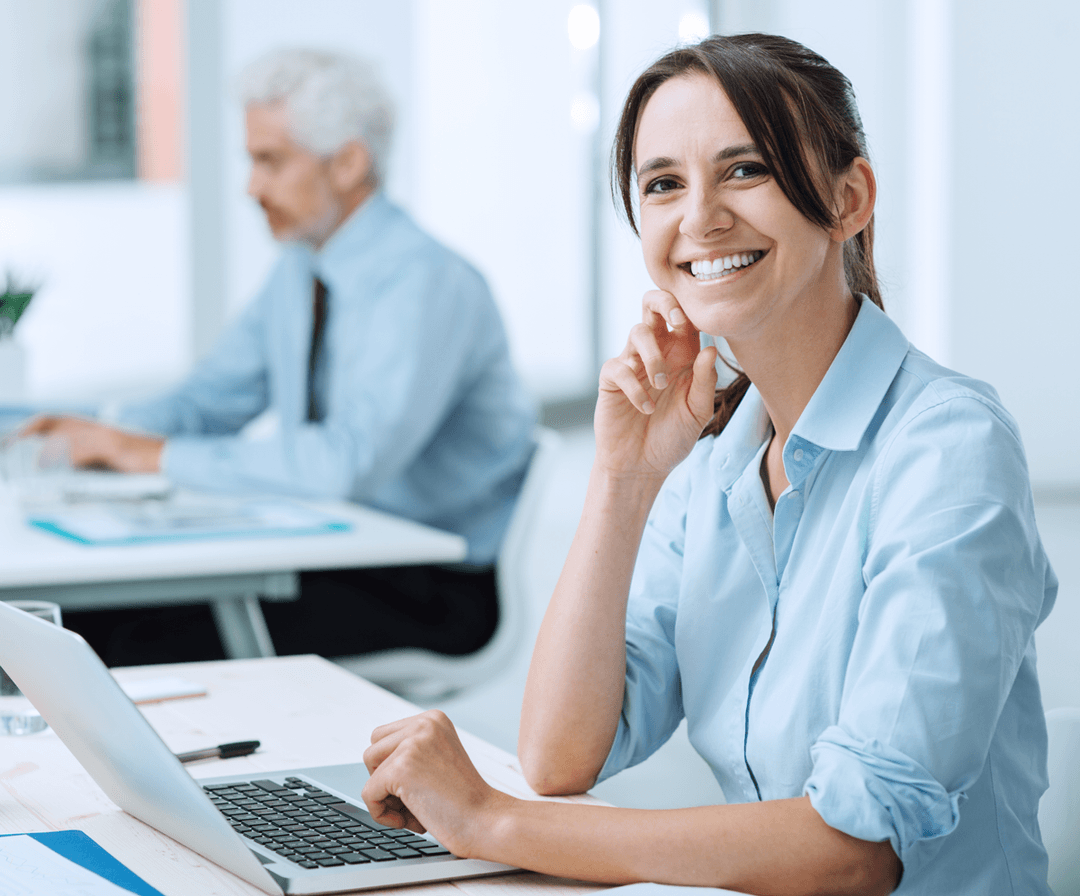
[0, 655, 607, 896]
[0, 500, 467, 658]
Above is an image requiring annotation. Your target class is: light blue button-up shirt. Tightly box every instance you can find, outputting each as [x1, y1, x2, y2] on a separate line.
[599, 298, 1056, 894]
[117, 193, 536, 564]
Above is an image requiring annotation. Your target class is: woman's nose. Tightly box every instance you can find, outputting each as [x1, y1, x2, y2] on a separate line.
[679, 186, 733, 240]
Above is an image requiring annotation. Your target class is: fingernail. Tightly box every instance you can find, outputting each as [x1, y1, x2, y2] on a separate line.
[669, 309, 686, 326]
[654, 373, 668, 389]
[642, 400, 656, 414]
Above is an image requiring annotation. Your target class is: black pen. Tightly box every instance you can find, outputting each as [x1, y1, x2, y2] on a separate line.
[176, 740, 261, 764]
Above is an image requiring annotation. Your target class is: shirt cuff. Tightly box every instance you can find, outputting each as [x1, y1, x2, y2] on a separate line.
[804, 725, 962, 876]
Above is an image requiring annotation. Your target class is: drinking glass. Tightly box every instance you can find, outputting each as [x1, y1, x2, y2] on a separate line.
[0, 600, 62, 735]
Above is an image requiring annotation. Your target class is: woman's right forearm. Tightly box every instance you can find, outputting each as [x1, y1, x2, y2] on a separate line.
[518, 464, 666, 794]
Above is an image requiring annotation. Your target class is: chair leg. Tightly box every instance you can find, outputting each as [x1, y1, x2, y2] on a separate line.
[210, 595, 277, 658]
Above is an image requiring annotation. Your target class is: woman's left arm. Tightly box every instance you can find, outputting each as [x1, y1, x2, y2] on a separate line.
[362, 711, 900, 896]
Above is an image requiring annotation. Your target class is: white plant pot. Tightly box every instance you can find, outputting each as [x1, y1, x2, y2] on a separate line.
[0, 336, 27, 402]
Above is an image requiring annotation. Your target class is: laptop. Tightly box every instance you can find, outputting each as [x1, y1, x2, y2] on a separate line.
[0, 600, 518, 894]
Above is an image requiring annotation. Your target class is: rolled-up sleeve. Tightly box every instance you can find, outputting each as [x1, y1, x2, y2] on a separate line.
[803, 389, 1054, 875]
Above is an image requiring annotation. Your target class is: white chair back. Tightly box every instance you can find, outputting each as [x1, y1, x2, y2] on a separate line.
[337, 427, 561, 700]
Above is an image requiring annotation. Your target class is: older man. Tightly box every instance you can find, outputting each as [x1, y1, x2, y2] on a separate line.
[27, 49, 536, 664]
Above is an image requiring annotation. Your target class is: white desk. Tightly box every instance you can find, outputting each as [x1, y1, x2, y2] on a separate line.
[0, 498, 467, 658]
[0, 655, 608, 896]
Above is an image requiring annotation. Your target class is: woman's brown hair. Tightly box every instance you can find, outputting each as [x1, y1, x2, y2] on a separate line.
[611, 33, 882, 438]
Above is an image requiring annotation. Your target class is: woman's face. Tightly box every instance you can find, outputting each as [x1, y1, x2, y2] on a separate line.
[634, 73, 844, 346]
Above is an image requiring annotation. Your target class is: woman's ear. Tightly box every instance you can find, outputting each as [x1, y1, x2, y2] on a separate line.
[830, 157, 876, 242]
[329, 140, 373, 194]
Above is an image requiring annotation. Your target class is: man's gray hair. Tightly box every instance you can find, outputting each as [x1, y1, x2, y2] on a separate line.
[238, 48, 395, 186]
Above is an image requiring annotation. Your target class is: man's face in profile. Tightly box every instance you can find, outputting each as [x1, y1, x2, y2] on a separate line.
[245, 102, 341, 248]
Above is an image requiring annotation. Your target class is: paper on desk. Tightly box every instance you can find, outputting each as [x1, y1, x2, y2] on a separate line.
[56, 472, 173, 502]
[0, 835, 132, 894]
[117, 676, 207, 704]
[27, 493, 351, 545]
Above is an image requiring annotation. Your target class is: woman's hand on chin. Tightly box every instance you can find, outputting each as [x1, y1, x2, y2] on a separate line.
[595, 289, 718, 480]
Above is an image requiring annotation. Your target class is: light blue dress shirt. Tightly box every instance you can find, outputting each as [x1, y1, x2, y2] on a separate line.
[599, 299, 1056, 894]
[117, 193, 536, 564]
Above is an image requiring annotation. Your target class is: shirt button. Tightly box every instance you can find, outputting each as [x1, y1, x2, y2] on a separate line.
[793, 448, 804, 462]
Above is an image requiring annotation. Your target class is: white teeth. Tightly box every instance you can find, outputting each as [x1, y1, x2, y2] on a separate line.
[689, 251, 763, 280]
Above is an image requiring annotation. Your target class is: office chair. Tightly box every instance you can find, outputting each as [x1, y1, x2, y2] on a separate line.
[335, 426, 561, 700]
[1041, 706, 1080, 896]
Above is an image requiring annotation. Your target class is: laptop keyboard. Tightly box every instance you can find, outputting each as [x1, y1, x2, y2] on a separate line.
[204, 776, 453, 869]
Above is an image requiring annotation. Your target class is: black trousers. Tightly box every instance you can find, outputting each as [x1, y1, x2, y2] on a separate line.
[62, 565, 499, 667]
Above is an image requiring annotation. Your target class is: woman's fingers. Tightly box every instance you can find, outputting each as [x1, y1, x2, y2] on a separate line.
[361, 710, 501, 855]
[364, 716, 421, 773]
[627, 322, 668, 390]
[600, 355, 656, 414]
[642, 289, 692, 332]
[688, 345, 720, 424]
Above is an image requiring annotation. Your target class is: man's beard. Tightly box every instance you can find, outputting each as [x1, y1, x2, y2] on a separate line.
[262, 197, 342, 249]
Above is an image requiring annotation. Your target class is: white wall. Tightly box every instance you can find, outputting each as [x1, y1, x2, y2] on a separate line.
[948, 0, 1080, 489]
[409, 0, 594, 399]
[0, 183, 189, 402]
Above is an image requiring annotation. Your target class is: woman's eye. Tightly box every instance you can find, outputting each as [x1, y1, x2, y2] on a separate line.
[644, 176, 680, 195]
[731, 162, 767, 180]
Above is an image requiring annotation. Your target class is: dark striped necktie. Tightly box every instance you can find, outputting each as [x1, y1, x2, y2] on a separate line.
[307, 277, 328, 422]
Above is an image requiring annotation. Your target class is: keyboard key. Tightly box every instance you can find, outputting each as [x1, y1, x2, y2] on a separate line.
[252, 779, 289, 792]
[297, 860, 319, 869]
[418, 845, 452, 856]
[389, 847, 423, 858]
[315, 857, 346, 867]
[359, 848, 396, 862]
[340, 852, 372, 865]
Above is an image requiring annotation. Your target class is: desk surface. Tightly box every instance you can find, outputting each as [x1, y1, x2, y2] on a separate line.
[0, 655, 607, 896]
[0, 498, 468, 589]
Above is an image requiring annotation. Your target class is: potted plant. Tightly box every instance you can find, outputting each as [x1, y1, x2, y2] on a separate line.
[0, 272, 40, 401]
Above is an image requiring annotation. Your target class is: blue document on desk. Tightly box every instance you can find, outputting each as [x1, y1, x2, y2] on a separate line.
[0, 830, 164, 895]
[28, 494, 352, 545]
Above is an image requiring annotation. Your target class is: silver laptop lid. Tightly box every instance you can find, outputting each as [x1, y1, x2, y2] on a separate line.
[0, 600, 281, 894]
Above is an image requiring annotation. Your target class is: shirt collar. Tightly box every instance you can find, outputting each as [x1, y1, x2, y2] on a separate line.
[711, 297, 909, 488]
[310, 190, 394, 279]
[791, 297, 909, 452]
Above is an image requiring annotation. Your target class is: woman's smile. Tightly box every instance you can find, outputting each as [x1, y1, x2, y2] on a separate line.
[684, 249, 767, 281]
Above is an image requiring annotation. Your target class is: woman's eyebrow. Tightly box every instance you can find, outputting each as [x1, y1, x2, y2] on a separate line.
[637, 156, 678, 179]
[714, 143, 760, 162]
[637, 143, 761, 180]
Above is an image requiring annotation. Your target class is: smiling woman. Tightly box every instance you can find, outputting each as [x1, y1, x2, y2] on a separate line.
[356, 33, 1056, 896]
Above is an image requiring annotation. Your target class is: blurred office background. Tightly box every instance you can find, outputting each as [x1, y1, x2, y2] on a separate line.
[1, 0, 1078, 807]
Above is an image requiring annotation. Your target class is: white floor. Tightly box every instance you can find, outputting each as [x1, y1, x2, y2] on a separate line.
[405, 423, 1079, 812]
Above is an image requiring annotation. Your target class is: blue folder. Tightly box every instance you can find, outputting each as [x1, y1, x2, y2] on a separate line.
[0, 829, 164, 896]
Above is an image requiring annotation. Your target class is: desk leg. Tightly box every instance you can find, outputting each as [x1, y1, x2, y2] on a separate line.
[211, 595, 277, 659]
